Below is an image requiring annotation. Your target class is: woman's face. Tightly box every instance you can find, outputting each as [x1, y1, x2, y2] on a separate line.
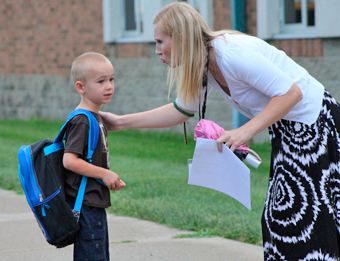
[154, 24, 172, 66]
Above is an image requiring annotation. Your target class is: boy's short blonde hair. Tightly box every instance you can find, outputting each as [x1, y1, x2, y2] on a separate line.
[71, 52, 111, 84]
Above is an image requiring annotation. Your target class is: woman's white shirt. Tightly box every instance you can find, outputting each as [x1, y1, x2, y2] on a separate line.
[176, 33, 324, 126]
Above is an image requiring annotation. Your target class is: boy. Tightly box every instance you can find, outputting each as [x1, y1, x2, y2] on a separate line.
[63, 52, 125, 260]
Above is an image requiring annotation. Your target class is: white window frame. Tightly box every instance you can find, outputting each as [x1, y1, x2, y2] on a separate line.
[103, 0, 161, 43]
[122, 0, 143, 38]
[257, 0, 340, 40]
[103, 0, 213, 43]
[279, 0, 315, 36]
[186, 0, 214, 29]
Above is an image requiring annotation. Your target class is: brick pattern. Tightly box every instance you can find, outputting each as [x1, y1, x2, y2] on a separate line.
[213, 0, 231, 30]
[0, 0, 108, 75]
[269, 39, 323, 58]
[114, 43, 151, 58]
[245, 0, 257, 36]
[0, 0, 326, 76]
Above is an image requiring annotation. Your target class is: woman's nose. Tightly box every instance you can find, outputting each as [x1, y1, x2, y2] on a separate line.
[155, 47, 162, 55]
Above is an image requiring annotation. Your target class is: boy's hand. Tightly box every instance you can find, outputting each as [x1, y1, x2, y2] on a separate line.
[112, 179, 126, 191]
[63, 153, 125, 190]
[118, 180, 126, 189]
[102, 169, 125, 191]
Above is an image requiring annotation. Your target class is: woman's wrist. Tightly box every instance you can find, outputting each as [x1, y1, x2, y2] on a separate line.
[116, 115, 127, 131]
[239, 121, 259, 142]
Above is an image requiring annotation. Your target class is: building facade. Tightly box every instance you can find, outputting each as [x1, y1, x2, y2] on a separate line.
[1, 0, 340, 140]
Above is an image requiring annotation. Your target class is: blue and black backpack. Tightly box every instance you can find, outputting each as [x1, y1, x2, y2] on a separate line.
[18, 109, 101, 248]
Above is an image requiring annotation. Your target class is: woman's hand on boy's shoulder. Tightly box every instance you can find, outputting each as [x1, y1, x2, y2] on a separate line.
[99, 111, 122, 131]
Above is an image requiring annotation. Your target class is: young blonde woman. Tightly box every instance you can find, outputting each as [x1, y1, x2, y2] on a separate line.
[101, 2, 340, 260]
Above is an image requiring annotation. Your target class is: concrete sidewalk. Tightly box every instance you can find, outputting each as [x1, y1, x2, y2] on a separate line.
[0, 188, 263, 261]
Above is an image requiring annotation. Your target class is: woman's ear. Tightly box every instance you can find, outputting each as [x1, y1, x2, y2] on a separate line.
[75, 81, 85, 94]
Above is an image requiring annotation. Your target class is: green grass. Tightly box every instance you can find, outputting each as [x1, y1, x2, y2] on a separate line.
[0, 119, 271, 246]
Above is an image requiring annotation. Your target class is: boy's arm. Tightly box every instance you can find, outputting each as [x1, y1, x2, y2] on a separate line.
[63, 152, 125, 191]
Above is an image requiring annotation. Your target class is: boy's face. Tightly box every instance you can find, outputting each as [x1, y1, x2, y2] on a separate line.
[81, 61, 114, 106]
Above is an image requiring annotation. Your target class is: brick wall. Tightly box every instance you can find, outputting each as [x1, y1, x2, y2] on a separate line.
[114, 43, 151, 58]
[0, 0, 108, 75]
[0, 0, 326, 74]
[269, 38, 323, 58]
[0, 0, 336, 134]
[213, 0, 232, 30]
[245, 0, 257, 35]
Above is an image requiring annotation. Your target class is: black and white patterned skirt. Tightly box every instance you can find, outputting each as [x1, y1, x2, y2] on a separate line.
[262, 91, 340, 261]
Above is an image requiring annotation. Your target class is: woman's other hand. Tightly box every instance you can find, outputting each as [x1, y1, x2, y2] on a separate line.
[216, 128, 253, 152]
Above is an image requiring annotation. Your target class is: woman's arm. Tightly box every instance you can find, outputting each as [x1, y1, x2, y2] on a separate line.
[100, 103, 196, 131]
[216, 82, 303, 152]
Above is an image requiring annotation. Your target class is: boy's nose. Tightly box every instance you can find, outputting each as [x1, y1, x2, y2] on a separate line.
[106, 82, 114, 90]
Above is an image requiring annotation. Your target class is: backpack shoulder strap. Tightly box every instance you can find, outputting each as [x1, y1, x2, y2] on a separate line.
[54, 109, 100, 162]
[56, 109, 102, 215]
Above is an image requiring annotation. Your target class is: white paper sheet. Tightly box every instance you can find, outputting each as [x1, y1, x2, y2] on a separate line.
[188, 138, 251, 210]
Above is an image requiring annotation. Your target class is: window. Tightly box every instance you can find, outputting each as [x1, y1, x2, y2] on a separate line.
[257, 0, 340, 39]
[279, 0, 315, 37]
[123, 0, 143, 38]
[186, 0, 213, 29]
[125, 0, 138, 31]
[103, 0, 213, 43]
[103, 0, 161, 43]
[284, 0, 315, 25]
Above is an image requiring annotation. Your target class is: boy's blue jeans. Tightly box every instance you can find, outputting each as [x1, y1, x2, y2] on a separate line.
[67, 198, 109, 261]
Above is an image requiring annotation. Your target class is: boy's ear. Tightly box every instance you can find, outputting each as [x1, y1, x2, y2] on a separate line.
[75, 81, 85, 94]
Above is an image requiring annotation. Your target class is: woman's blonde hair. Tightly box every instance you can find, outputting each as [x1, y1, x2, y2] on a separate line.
[153, 2, 235, 106]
